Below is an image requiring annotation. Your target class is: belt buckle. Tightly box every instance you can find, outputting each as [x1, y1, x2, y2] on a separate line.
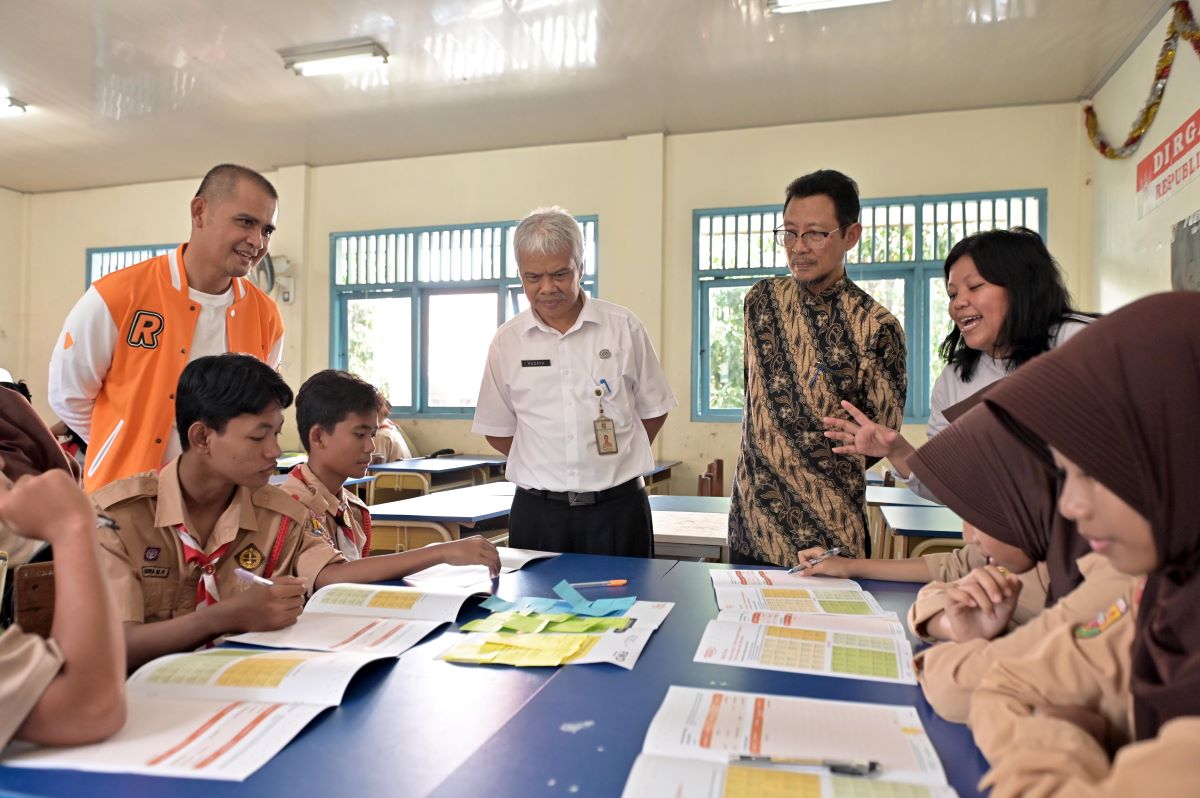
[567, 491, 594, 506]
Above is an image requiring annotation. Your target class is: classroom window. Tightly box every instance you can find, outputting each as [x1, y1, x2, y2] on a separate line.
[84, 244, 176, 288]
[331, 217, 598, 416]
[692, 191, 1046, 423]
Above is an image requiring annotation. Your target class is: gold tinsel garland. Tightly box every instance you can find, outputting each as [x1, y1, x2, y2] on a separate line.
[1085, 1, 1200, 159]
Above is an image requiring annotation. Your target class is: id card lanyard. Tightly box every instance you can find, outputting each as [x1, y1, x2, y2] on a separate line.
[593, 388, 618, 455]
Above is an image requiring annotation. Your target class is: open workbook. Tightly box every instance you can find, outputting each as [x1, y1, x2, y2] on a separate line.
[621, 686, 957, 798]
[0, 647, 387, 781]
[226, 581, 483, 656]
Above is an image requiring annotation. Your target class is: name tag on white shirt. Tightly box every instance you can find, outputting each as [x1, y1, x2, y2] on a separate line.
[521, 359, 551, 367]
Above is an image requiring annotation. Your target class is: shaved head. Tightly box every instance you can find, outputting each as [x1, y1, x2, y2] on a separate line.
[195, 164, 277, 205]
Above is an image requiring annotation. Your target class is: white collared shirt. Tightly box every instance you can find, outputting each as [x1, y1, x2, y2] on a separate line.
[472, 295, 677, 492]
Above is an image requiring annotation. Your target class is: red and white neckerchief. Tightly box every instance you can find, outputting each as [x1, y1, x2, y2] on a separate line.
[174, 523, 233, 608]
[289, 466, 370, 558]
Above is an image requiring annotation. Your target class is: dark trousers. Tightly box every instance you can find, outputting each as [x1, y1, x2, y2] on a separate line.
[509, 487, 654, 558]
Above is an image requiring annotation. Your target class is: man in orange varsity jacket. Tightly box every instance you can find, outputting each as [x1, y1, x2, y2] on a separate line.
[48, 163, 284, 491]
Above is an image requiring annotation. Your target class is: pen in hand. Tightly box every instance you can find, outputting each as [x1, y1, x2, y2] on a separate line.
[234, 567, 274, 587]
[787, 546, 845, 574]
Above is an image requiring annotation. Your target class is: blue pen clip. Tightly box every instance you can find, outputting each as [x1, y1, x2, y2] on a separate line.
[808, 364, 825, 388]
[599, 378, 612, 395]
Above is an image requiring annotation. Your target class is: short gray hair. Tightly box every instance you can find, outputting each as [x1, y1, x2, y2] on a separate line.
[512, 207, 584, 269]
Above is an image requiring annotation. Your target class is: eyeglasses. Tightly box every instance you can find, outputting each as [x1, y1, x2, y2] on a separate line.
[773, 225, 846, 249]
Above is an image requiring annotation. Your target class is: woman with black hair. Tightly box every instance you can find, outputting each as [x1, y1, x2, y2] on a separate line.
[822, 226, 1093, 502]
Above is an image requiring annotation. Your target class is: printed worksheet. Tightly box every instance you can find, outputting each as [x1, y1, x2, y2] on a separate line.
[716, 609, 905, 637]
[713, 585, 887, 616]
[694, 620, 916, 684]
[227, 582, 479, 655]
[622, 755, 959, 798]
[622, 686, 956, 798]
[710, 569, 862, 591]
[403, 547, 561, 588]
[1, 648, 385, 781]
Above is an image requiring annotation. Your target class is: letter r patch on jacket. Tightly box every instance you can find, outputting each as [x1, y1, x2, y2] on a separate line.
[127, 310, 165, 349]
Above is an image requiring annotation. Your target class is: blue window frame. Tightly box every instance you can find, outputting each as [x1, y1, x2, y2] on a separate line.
[330, 217, 599, 417]
[692, 190, 1047, 423]
[84, 244, 176, 288]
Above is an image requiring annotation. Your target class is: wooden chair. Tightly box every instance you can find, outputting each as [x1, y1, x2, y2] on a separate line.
[12, 561, 55, 638]
[696, 459, 724, 497]
[909, 538, 967, 558]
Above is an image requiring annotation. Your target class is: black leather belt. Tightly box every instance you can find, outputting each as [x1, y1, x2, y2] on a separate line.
[517, 477, 645, 507]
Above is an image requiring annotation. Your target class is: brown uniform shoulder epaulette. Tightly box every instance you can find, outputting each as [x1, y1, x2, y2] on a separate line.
[252, 483, 310, 524]
[90, 471, 158, 510]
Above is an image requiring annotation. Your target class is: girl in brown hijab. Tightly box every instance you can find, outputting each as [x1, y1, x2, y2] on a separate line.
[968, 292, 1200, 797]
[905, 402, 1136, 722]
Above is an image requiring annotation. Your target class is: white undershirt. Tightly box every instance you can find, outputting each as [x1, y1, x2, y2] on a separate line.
[162, 286, 234, 463]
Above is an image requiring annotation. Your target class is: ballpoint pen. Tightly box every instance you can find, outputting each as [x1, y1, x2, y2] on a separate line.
[731, 754, 880, 776]
[787, 545, 845, 574]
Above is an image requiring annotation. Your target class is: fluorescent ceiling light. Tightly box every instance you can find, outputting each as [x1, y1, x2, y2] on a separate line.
[0, 97, 27, 117]
[766, 0, 893, 13]
[279, 38, 389, 77]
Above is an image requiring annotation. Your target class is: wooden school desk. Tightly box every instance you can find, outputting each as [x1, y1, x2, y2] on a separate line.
[880, 504, 964, 558]
[0, 555, 987, 798]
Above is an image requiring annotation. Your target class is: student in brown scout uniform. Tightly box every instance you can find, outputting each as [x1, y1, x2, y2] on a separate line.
[371, 392, 414, 463]
[966, 293, 1200, 797]
[281, 369, 499, 571]
[903, 402, 1135, 722]
[94, 355, 500, 671]
[0, 468, 125, 746]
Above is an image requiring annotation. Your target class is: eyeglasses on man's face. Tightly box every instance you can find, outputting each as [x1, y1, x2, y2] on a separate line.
[772, 225, 846, 250]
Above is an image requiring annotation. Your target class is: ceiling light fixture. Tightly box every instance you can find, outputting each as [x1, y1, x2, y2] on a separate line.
[278, 38, 389, 77]
[766, 0, 893, 13]
[0, 96, 28, 117]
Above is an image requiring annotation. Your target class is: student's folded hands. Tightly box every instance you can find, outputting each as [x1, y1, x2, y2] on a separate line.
[943, 564, 1023, 642]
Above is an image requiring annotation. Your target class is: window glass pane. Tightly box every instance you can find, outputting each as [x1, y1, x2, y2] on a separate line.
[348, 296, 412, 407]
[854, 278, 905, 330]
[707, 285, 748, 410]
[928, 276, 953, 392]
[427, 292, 497, 407]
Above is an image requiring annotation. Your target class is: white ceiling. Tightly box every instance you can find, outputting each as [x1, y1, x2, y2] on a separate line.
[0, 0, 1169, 193]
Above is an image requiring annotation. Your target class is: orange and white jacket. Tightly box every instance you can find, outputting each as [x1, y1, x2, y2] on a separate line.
[48, 245, 283, 491]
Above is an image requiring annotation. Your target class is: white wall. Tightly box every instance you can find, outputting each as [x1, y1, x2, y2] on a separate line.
[1089, 5, 1200, 309]
[659, 103, 1092, 490]
[0, 186, 26, 378]
[12, 103, 1097, 486]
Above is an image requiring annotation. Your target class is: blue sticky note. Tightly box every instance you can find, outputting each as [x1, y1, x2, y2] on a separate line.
[552, 580, 637, 616]
[553, 579, 588, 607]
[481, 595, 517, 612]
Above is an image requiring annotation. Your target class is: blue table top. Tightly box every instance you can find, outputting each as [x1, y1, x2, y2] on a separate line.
[866, 485, 943, 507]
[881, 504, 964, 539]
[648, 494, 730, 513]
[428, 559, 987, 798]
[0, 556, 986, 798]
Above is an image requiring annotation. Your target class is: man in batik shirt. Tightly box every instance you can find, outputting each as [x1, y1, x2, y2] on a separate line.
[729, 170, 907, 566]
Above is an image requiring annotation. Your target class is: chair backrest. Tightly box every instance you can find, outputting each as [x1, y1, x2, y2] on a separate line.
[13, 561, 55, 637]
[705, 459, 724, 496]
[697, 473, 714, 497]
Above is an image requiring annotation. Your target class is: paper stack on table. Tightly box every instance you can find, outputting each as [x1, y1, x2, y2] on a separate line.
[621, 686, 957, 798]
[440, 579, 673, 670]
[699, 570, 915, 684]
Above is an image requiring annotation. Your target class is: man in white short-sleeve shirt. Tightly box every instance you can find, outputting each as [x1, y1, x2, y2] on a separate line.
[472, 207, 677, 556]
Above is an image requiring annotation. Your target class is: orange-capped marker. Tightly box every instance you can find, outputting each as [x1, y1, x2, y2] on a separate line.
[569, 579, 628, 588]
